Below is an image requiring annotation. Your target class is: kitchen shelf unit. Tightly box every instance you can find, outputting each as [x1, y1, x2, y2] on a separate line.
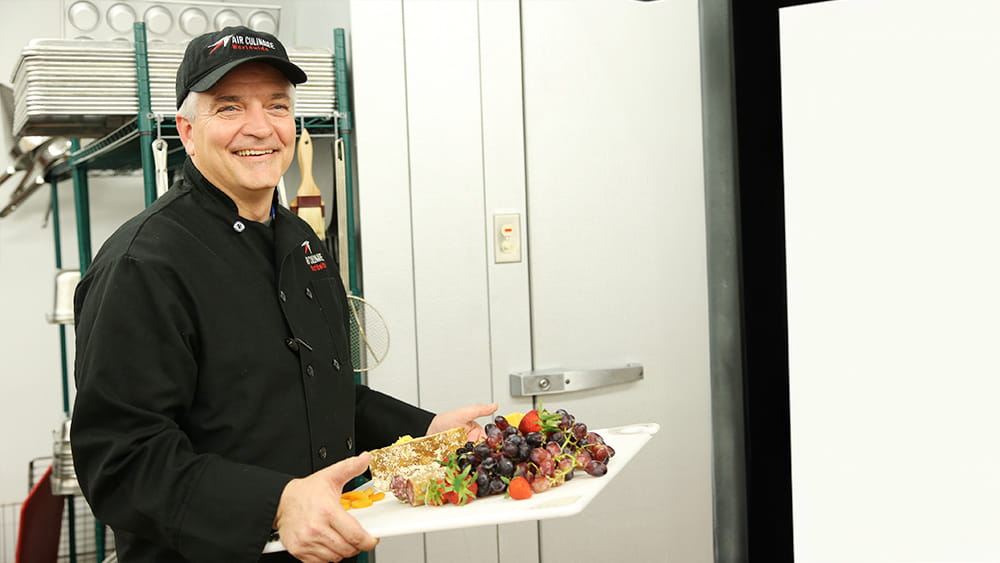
[41, 22, 360, 563]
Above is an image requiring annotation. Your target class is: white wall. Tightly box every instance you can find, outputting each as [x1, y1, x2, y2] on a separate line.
[0, 0, 349, 508]
[781, 1, 1000, 561]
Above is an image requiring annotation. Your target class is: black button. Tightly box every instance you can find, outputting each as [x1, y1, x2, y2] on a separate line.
[305, 287, 313, 299]
[318, 446, 327, 459]
[332, 358, 341, 371]
[346, 437, 353, 451]
[278, 290, 286, 303]
[306, 365, 315, 377]
[285, 338, 299, 352]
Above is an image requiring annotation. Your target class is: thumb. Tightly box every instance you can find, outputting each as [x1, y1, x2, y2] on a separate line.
[323, 451, 371, 484]
[448, 402, 499, 423]
[474, 402, 500, 418]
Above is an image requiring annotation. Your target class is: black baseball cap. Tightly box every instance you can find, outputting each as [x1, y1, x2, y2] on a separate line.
[175, 26, 307, 108]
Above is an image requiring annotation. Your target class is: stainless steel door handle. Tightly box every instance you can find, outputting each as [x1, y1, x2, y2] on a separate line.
[509, 364, 643, 397]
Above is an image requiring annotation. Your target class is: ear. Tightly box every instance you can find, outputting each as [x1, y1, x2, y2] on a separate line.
[175, 113, 196, 156]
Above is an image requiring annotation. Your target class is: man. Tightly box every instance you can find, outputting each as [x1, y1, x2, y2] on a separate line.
[71, 26, 496, 563]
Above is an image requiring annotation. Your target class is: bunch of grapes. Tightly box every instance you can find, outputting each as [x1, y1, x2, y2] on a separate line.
[450, 408, 615, 498]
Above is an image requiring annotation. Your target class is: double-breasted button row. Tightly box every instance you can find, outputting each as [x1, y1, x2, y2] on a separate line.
[346, 437, 353, 451]
[318, 446, 327, 459]
[280, 289, 317, 301]
[306, 364, 315, 377]
[285, 338, 299, 352]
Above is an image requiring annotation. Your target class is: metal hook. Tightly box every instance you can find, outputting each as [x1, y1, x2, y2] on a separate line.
[151, 113, 164, 141]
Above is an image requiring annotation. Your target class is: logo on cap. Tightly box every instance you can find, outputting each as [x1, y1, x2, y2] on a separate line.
[207, 35, 233, 55]
[207, 33, 277, 55]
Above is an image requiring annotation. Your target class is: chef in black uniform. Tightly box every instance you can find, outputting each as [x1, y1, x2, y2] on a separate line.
[71, 26, 496, 563]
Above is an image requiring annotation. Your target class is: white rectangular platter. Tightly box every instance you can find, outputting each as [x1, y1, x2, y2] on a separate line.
[264, 422, 658, 553]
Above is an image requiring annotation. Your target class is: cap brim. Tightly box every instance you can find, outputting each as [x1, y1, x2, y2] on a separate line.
[189, 56, 308, 93]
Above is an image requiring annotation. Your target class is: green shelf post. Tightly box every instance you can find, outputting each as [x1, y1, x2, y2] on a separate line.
[49, 179, 71, 417]
[334, 29, 359, 297]
[69, 137, 99, 562]
[134, 22, 157, 207]
[70, 139, 92, 275]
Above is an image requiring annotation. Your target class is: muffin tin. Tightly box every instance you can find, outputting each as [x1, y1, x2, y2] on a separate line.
[63, 0, 282, 43]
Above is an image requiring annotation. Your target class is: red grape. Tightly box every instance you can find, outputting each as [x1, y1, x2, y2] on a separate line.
[585, 460, 608, 477]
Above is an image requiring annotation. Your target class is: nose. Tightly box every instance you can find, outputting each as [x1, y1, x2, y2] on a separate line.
[241, 103, 275, 138]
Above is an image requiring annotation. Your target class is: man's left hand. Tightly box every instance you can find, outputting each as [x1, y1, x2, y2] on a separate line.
[427, 402, 498, 442]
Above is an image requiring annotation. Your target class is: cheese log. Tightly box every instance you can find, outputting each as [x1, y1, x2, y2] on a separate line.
[389, 464, 447, 506]
[369, 427, 467, 491]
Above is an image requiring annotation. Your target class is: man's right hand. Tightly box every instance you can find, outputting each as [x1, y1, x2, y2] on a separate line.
[273, 452, 378, 562]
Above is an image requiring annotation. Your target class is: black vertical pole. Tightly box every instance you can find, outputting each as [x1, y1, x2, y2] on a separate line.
[731, 1, 794, 561]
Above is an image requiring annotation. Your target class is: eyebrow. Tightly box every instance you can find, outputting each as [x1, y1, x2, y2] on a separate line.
[212, 92, 291, 103]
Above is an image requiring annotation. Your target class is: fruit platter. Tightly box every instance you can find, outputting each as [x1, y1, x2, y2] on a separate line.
[263, 408, 658, 553]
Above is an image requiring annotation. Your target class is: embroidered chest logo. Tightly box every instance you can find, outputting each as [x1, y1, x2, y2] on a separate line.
[301, 241, 327, 272]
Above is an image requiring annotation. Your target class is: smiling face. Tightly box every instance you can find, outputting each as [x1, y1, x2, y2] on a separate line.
[176, 62, 296, 220]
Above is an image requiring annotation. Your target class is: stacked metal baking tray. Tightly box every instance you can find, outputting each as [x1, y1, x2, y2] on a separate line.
[11, 38, 337, 137]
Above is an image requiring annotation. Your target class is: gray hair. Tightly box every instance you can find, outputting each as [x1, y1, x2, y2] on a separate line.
[175, 86, 297, 122]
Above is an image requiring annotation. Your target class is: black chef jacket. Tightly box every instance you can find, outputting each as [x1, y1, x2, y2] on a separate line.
[71, 158, 434, 562]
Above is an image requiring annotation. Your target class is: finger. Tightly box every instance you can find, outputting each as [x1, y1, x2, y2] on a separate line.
[329, 507, 379, 553]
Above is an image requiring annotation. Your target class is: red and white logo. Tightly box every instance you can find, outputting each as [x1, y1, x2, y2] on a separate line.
[207, 35, 233, 55]
[301, 241, 327, 272]
[207, 33, 276, 54]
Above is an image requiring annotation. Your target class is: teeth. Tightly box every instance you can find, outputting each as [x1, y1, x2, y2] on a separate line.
[235, 149, 274, 156]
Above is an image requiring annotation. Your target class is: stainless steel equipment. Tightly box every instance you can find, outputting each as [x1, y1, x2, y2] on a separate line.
[51, 417, 82, 496]
[47, 269, 81, 324]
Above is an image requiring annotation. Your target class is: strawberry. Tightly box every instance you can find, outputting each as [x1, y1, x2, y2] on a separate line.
[439, 462, 478, 506]
[424, 479, 447, 506]
[518, 410, 541, 433]
[507, 476, 533, 500]
[517, 408, 562, 434]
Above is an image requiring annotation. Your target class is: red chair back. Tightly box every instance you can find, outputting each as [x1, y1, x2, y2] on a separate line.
[16, 465, 65, 563]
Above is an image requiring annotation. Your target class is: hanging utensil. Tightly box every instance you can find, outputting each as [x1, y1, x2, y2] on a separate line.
[0, 137, 71, 218]
[276, 176, 289, 209]
[289, 121, 326, 240]
[1, 136, 52, 188]
[334, 135, 349, 285]
[0, 150, 36, 187]
[330, 122, 390, 372]
[152, 137, 169, 198]
[47, 269, 80, 324]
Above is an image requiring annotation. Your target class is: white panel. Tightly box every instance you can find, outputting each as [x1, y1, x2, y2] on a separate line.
[350, 1, 424, 561]
[477, 1, 538, 561]
[781, 2, 1000, 562]
[402, 1, 492, 416]
[351, 0, 420, 406]
[521, 0, 713, 561]
[402, 1, 496, 561]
